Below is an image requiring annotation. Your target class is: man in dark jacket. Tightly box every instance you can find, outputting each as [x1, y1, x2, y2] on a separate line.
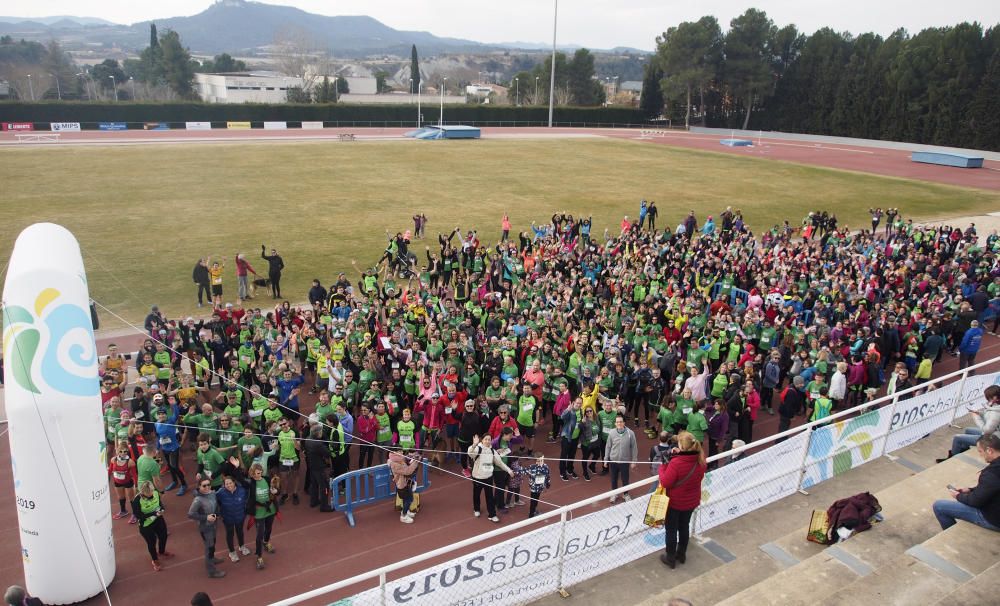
[776, 376, 806, 441]
[193, 259, 211, 307]
[261, 245, 285, 299]
[308, 279, 328, 308]
[304, 423, 333, 511]
[933, 432, 1000, 532]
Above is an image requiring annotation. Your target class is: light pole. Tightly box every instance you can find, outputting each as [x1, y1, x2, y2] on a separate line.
[548, 0, 558, 127]
[50, 73, 61, 100]
[26, 74, 34, 101]
[535, 76, 539, 105]
[614, 75, 619, 98]
[76, 72, 91, 101]
[129, 76, 136, 100]
[439, 77, 447, 126]
[417, 81, 422, 126]
[514, 77, 519, 106]
[408, 77, 413, 106]
[109, 75, 117, 101]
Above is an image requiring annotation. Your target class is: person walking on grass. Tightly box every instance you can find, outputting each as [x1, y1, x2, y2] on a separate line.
[605, 414, 638, 503]
[261, 244, 285, 299]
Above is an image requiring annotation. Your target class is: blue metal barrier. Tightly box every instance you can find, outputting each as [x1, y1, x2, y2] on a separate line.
[329, 458, 431, 527]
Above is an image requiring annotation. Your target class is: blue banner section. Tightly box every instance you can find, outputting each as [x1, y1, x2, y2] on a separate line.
[143, 122, 170, 131]
[98, 122, 127, 131]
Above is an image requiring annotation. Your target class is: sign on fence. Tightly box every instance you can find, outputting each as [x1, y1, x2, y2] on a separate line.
[143, 122, 169, 130]
[98, 122, 127, 131]
[227, 121, 251, 129]
[263, 121, 287, 130]
[696, 430, 810, 533]
[186, 121, 211, 130]
[884, 371, 999, 454]
[301, 121, 324, 129]
[800, 408, 891, 489]
[2, 122, 33, 131]
[352, 498, 649, 606]
[50, 122, 81, 132]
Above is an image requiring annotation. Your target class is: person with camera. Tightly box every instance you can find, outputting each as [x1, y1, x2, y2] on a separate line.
[658, 431, 707, 569]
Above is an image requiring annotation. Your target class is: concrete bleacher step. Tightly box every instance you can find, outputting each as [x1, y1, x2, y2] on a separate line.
[707, 455, 984, 606]
[934, 559, 1000, 605]
[815, 521, 999, 606]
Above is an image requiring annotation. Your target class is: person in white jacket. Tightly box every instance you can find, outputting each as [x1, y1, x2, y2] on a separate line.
[938, 385, 1000, 462]
[469, 434, 512, 522]
[829, 362, 848, 409]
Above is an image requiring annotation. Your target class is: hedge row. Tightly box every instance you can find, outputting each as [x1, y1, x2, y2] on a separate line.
[0, 101, 648, 126]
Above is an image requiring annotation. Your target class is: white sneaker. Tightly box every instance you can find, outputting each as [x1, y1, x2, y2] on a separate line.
[229, 551, 239, 563]
[489, 516, 500, 523]
[623, 494, 632, 502]
[474, 511, 481, 518]
[239, 545, 251, 556]
[400, 514, 413, 524]
[406, 510, 416, 519]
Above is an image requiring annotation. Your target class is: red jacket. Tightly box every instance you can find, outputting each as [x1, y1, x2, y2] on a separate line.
[658, 452, 706, 511]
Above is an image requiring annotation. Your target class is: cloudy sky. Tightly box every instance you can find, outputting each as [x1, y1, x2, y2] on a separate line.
[5, 0, 998, 50]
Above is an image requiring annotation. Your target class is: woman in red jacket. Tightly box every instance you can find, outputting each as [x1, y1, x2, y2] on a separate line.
[657, 431, 707, 569]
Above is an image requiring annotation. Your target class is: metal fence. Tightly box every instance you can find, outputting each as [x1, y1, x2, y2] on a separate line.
[272, 355, 1000, 606]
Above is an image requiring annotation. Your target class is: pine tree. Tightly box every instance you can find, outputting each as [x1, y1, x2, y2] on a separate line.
[639, 63, 664, 118]
[410, 45, 421, 93]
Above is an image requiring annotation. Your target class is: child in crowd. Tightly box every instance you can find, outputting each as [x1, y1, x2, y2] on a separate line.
[524, 452, 551, 518]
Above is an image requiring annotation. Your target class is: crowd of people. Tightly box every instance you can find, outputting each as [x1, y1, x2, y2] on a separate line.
[98, 201, 1000, 578]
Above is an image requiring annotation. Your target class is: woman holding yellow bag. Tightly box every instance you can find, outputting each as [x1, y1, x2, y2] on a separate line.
[657, 431, 706, 569]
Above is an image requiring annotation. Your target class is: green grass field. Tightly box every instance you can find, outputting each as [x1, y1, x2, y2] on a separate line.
[1, 138, 997, 327]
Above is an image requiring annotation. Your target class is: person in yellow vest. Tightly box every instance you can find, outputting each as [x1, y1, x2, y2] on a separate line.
[132, 480, 174, 572]
[208, 258, 225, 307]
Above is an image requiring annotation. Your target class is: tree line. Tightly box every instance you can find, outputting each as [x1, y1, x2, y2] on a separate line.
[643, 8, 1000, 151]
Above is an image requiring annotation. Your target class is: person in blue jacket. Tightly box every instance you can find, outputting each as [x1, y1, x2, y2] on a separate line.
[959, 320, 984, 373]
[154, 396, 187, 496]
[216, 466, 251, 563]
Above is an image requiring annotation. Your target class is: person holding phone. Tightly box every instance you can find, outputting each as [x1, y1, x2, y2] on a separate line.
[932, 432, 1000, 532]
[188, 476, 226, 578]
[938, 385, 1000, 462]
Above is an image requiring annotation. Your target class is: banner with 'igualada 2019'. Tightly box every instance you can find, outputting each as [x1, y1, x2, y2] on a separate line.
[350, 496, 653, 606]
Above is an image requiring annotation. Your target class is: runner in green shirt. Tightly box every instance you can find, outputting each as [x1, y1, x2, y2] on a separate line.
[516, 385, 538, 452]
[276, 419, 301, 505]
[196, 433, 225, 489]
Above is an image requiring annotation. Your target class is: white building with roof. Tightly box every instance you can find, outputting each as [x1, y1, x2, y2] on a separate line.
[194, 72, 303, 103]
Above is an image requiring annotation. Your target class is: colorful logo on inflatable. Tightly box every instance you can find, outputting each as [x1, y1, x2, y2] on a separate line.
[801, 410, 882, 488]
[2, 287, 98, 397]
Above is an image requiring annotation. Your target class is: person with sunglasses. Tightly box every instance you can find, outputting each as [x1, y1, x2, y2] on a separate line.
[187, 477, 226, 578]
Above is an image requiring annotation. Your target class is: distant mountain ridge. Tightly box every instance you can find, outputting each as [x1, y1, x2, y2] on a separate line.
[0, 1, 648, 56]
[0, 15, 117, 26]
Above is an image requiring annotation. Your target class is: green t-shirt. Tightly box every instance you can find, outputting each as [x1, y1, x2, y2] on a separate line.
[263, 406, 284, 429]
[277, 429, 298, 463]
[254, 478, 276, 519]
[597, 409, 617, 439]
[686, 412, 708, 442]
[197, 447, 225, 487]
[238, 435, 263, 467]
[811, 397, 833, 422]
[216, 422, 243, 452]
[136, 454, 160, 486]
[516, 395, 537, 427]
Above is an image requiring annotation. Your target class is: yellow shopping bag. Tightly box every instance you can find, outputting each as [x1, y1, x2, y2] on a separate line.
[643, 487, 669, 528]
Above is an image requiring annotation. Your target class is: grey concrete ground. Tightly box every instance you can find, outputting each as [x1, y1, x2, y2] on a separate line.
[530, 416, 995, 606]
